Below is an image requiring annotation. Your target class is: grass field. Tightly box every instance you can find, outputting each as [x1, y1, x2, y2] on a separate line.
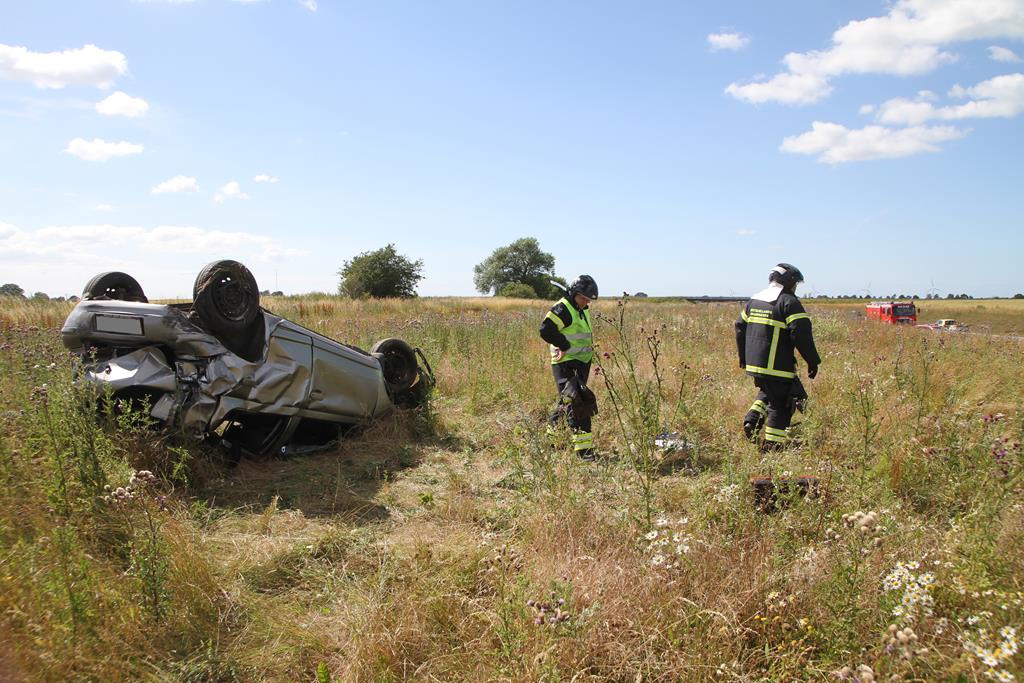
[1, 295, 1022, 681]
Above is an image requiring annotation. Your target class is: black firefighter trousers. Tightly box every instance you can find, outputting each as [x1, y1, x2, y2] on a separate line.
[743, 376, 807, 450]
[548, 359, 594, 455]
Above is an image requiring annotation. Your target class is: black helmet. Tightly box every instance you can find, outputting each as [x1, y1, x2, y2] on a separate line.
[769, 263, 804, 289]
[569, 274, 599, 299]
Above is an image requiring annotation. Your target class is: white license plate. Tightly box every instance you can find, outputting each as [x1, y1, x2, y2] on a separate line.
[95, 314, 144, 335]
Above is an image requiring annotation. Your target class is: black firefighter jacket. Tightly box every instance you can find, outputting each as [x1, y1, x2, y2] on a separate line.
[735, 289, 821, 380]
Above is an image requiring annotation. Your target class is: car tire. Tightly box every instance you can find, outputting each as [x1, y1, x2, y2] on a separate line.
[82, 272, 148, 303]
[371, 337, 418, 394]
[193, 260, 264, 361]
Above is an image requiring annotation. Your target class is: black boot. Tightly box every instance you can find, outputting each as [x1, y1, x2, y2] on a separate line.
[743, 421, 758, 442]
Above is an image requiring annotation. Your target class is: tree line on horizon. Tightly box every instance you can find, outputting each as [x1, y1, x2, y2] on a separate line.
[3, 251, 1023, 301]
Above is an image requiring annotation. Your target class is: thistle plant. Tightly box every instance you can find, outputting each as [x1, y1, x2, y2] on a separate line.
[594, 299, 688, 525]
[846, 376, 883, 506]
[104, 469, 170, 619]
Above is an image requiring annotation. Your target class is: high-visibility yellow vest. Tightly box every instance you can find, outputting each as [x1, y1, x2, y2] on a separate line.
[547, 297, 594, 364]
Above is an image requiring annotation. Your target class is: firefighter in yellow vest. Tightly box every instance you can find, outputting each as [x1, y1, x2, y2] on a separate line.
[735, 263, 821, 451]
[540, 275, 598, 459]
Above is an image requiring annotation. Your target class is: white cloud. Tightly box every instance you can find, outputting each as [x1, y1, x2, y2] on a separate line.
[297, 0, 317, 11]
[253, 173, 279, 183]
[708, 32, 750, 51]
[877, 73, 1024, 124]
[93, 203, 115, 212]
[989, 45, 1022, 62]
[859, 104, 876, 115]
[780, 121, 966, 163]
[0, 224, 146, 263]
[727, 0, 1024, 105]
[725, 72, 831, 105]
[214, 181, 249, 202]
[65, 137, 144, 161]
[152, 176, 199, 194]
[941, 72, 1024, 118]
[0, 43, 126, 89]
[0, 220, 308, 269]
[876, 96, 939, 125]
[96, 91, 149, 117]
[139, 226, 303, 254]
[736, 229, 756, 236]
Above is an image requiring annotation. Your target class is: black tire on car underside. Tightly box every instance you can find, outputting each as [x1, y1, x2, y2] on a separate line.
[371, 337, 418, 395]
[193, 260, 265, 361]
[82, 271, 149, 303]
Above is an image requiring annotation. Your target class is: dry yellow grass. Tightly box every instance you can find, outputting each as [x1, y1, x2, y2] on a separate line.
[1, 295, 1022, 681]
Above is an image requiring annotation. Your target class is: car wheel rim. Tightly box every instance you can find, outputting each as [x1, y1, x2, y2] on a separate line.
[212, 276, 250, 321]
[383, 351, 413, 386]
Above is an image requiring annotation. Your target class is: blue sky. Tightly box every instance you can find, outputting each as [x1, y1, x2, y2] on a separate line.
[1, 0, 1022, 298]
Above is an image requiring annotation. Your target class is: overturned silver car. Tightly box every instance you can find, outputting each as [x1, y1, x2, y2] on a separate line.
[61, 260, 434, 458]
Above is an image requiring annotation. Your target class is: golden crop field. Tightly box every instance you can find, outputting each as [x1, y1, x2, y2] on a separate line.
[1, 296, 1022, 681]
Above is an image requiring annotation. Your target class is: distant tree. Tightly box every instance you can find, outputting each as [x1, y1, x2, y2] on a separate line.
[271, 290, 284, 297]
[946, 293, 955, 299]
[1014, 293, 1024, 299]
[473, 237, 562, 298]
[31, 292, 49, 301]
[634, 292, 649, 298]
[498, 282, 539, 299]
[0, 283, 25, 298]
[338, 244, 424, 298]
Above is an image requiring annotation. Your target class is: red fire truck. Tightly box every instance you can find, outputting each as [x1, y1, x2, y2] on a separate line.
[866, 301, 918, 324]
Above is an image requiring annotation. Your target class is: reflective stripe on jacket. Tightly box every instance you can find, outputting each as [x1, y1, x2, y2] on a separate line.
[547, 297, 593, 364]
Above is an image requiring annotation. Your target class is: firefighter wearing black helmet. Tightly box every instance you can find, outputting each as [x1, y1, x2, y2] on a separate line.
[540, 275, 598, 459]
[735, 264, 821, 450]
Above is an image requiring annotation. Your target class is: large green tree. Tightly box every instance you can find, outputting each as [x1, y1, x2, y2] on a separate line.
[473, 237, 563, 298]
[338, 244, 424, 298]
[0, 283, 25, 298]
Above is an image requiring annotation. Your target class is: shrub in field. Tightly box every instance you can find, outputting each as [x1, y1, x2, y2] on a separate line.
[473, 237, 565, 299]
[337, 243, 424, 298]
[497, 282, 539, 299]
